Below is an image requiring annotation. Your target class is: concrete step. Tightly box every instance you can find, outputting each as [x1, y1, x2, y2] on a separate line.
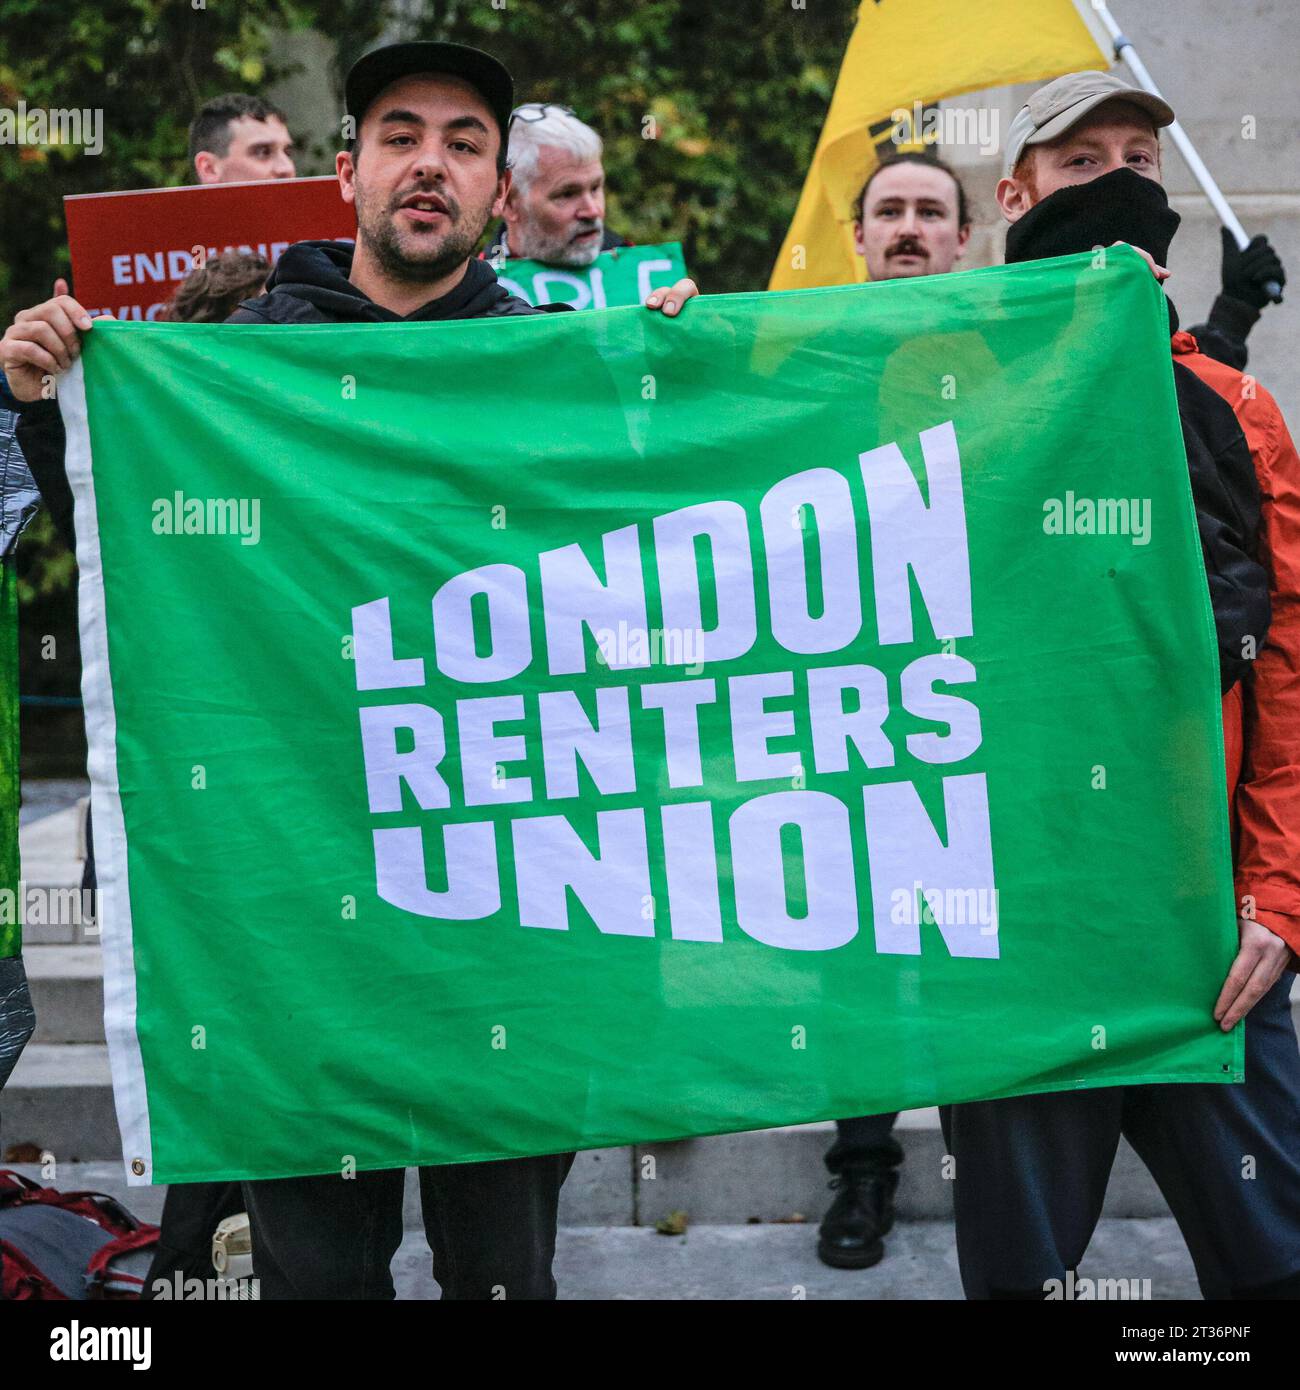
[0, 1170, 1201, 1298]
[2, 1044, 117, 1164]
[18, 802, 84, 882]
[24, 945, 104, 1043]
[19, 780, 91, 827]
[620, 1115, 1177, 1224]
[16, 801, 94, 945]
[0, 1111, 1178, 1224]
[390, 1218, 1202, 1300]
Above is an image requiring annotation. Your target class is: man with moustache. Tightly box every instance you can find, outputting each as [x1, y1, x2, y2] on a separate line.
[1, 40, 696, 1301]
[852, 150, 972, 286]
[815, 150, 974, 1273]
[940, 70, 1300, 1301]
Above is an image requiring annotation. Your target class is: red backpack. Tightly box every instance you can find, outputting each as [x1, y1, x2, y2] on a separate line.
[0, 1169, 159, 1300]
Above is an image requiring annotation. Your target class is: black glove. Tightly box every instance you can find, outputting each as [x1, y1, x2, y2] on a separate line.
[1220, 227, 1285, 308]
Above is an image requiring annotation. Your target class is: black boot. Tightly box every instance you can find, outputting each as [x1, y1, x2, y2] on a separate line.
[816, 1164, 898, 1270]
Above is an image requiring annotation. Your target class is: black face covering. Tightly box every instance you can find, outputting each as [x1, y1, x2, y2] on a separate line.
[1003, 166, 1181, 268]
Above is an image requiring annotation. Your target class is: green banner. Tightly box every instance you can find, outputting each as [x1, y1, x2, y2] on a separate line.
[0, 563, 18, 959]
[496, 241, 687, 309]
[62, 249, 1239, 1186]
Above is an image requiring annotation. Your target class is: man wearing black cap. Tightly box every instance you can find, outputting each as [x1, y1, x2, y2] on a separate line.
[937, 70, 1300, 1302]
[221, 42, 694, 328]
[1, 39, 696, 1301]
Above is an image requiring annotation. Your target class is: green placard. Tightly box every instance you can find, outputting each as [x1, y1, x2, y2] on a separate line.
[496, 241, 687, 309]
[62, 249, 1238, 1185]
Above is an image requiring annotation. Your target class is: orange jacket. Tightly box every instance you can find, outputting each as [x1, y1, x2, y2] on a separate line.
[1173, 330, 1300, 955]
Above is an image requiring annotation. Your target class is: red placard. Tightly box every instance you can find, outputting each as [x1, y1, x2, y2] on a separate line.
[64, 175, 356, 321]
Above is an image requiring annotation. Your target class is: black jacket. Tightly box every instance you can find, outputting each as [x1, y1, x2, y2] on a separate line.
[228, 239, 562, 325]
[18, 241, 566, 549]
[1172, 359, 1270, 691]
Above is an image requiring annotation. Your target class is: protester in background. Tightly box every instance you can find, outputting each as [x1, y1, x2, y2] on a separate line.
[941, 70, 1300, 1301]
[189, 93, 296, 185]
[163, 252, 269, 323]
[853, 151, 971, 284]
[1, 39, 696, 1301]
[812, 151, 973, 1275]
[484, 103, 627, 266]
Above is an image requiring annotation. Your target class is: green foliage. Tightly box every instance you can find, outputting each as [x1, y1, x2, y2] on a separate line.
[12, 510, 81, 710]
[0, 0, 334, 321]
[13, 509, 74, 605]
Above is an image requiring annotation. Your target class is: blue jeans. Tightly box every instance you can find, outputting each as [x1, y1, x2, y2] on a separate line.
[941, 972, 1300, 1299]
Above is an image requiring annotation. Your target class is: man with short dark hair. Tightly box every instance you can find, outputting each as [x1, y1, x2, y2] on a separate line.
[188, 92, 296, 184]
[852, 151, 972, 284]
[1, 39, 696, 1300]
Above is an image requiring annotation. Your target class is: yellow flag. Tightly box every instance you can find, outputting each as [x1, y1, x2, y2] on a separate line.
[769, 0, 1106, 290]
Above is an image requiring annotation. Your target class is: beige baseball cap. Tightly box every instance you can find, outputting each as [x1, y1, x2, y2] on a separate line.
[1004, 69, 1174, 174]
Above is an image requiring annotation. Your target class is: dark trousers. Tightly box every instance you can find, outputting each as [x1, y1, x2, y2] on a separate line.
[142, 1181, 245, 1297]
[825, 1113, 902, 1174]
[242, 1152, 575, 1300]
[941, 972, 1300, 1300]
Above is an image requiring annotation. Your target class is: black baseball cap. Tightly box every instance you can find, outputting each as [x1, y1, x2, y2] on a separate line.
[344, 41, 514, 147]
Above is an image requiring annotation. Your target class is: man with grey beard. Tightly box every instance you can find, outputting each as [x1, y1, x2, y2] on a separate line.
[487, 103, 629, 267]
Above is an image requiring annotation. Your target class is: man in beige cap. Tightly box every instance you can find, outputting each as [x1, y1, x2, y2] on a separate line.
[1002, 68, 1173, 187]
[938, 68, 1300, 1302]
[1000, 69, 1282, 367]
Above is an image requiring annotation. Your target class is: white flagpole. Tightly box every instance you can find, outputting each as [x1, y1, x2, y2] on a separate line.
[1089, 0, 1282, 301]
